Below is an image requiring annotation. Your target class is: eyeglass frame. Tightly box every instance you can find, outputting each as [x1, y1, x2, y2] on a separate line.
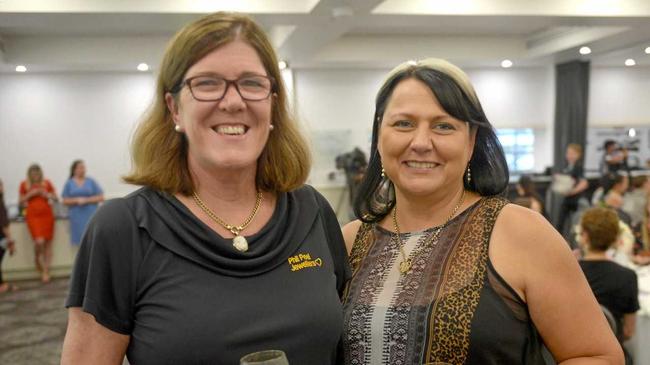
[169, 74, 276, 102]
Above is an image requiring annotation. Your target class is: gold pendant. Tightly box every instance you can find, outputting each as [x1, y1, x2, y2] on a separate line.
[399, 259, 412, 273]
[232, 235, 249, 252]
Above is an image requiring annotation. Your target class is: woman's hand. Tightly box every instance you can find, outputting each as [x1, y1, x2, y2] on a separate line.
[7, 239, 15, 255]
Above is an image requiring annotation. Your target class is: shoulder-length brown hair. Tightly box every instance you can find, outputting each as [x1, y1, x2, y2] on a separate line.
[123, 12, 311, 195]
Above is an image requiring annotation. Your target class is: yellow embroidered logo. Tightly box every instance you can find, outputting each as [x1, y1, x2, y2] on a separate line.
[288, 252, 323, 272]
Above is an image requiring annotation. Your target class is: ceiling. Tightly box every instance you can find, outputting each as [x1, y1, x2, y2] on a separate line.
[1, 0, 649, 73]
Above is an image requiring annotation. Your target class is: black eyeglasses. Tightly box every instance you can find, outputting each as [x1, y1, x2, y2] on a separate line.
[171, 74, 275, 101]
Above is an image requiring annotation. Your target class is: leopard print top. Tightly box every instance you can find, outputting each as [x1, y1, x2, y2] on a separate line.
[341, 197, 546, 365]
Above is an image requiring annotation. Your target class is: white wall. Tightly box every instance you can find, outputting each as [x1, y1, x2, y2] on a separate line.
[1, 65, 648, 207]
[468, 67, 554, 128]
[295, 66, 556, 185]
[0, 72, 155, 206]
[589, 66, 650, 126]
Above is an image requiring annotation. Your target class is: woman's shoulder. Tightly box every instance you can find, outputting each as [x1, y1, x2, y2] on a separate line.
[491, 202, 574, 267]
[291, 184, 335, 211]
[92, 188, 149, 224]
[92, 197, 134, 224]
[342, 220, 363, 239]
[490, 202, 565, 255]
[493, 202, 549, 233]
[342, 220, 364, 254]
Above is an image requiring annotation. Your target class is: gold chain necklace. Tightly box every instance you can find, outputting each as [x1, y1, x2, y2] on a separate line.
[192, 191, 263, 252]
[392, 189, 465, 274]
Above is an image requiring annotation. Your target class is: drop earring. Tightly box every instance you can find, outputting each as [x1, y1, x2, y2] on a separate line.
[466, 164, 472, 185]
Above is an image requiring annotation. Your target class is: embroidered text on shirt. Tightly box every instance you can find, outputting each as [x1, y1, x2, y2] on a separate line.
[288, 252, 322, 272]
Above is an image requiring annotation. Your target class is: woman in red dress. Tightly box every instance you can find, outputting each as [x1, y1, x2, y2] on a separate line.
[19, 163, 58, 283]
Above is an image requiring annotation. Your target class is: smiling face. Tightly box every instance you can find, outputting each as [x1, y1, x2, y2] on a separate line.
[565, 146, 581, 164]
[28, 167, 43, 184]
[74, 162, 86, 178]
[378, 78, 475, 198]
[166, 39, 273, 177]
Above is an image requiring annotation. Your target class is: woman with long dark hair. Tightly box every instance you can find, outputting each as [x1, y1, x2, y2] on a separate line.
[340, 58, 622, 364]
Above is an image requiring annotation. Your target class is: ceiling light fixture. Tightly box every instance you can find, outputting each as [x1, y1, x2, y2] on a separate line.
[137, 63, 149, 72]
[628, 128, 637, 138]
[278, 60, 288, 70]
[501, 59, 513, 68]
[625, 58, 636, 66]
[331, 6, 354, 18]
[15, 65, 27, 72]
[645, 46, 650, 54]
[579, 46, 591, 55]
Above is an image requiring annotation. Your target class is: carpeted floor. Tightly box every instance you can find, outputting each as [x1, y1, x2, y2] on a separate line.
[0, 278, 68, 364]
[1, 277, 649, 365]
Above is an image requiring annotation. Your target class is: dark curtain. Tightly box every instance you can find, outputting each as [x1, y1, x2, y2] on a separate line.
[549, 60, 590, 230]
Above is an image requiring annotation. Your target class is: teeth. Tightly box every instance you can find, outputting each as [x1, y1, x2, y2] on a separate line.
[215, 125, 245, 135]
[406, 161, 436, 168]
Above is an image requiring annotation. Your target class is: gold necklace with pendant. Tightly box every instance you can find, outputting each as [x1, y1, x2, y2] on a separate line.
[392, 189, 465, 274]
[192, 190, 263, 252]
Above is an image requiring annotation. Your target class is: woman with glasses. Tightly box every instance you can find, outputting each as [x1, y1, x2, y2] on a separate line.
[62, 12, 349, 365]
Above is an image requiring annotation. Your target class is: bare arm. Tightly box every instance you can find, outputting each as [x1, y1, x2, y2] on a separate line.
[63, 195, 104, 206]
[342, 220, 362, 254]
[19, 188, 42, 204]
[490, 205, 623, 364]
[61, 308, 130, 365]
[62, 197, 79, 206]
[86, 194, 105, 204]
[622, 313, 636, 340]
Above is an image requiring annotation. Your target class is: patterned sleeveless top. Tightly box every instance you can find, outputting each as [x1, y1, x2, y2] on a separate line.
[342, 197, 546, 365]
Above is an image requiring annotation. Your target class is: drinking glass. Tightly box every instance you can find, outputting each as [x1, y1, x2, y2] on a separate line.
[239, 350, 289, 365]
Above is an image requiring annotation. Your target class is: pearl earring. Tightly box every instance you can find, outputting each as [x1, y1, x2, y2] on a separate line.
[381, 167, 385, 178]
[174, 125, 182, 132]
[269, 124, 274, 130]
[466, 165, 472, 185]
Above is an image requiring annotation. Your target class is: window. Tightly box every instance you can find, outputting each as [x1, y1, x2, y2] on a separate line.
[496, 128, 535, 173]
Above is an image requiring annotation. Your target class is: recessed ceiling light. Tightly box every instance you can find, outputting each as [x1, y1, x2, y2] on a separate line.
[501, 59, 513, 68]
[628, 128, 637, 138]
[645, 46, 650, 54]
[625, 58, 636, 66]
[15, 65, 27, 72]
[278, 60, 288, 70]
[137, 63, 149, 72]
[579, 46, 591, 55]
